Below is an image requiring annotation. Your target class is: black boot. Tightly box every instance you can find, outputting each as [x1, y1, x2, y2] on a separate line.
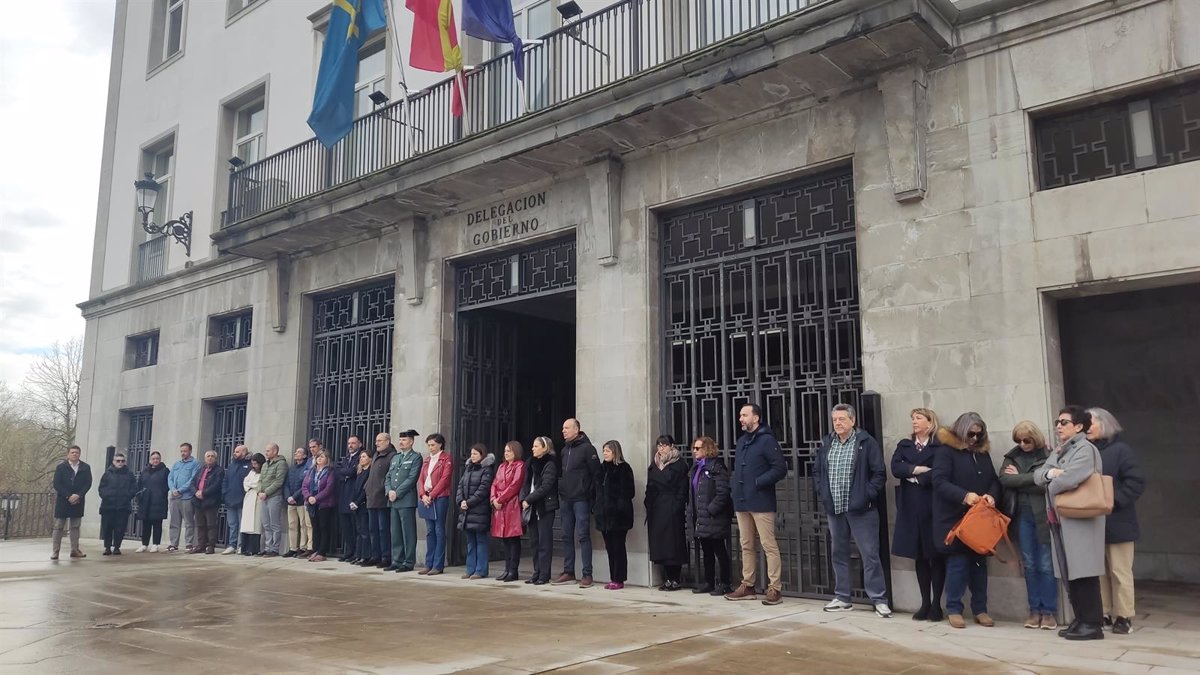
[711, 583, 732, 596]
[693, 583, 714, 594]
[1058, 618, 1081, 637]
[1063, 622, 1104, 641]
[913, 603, 931, 621]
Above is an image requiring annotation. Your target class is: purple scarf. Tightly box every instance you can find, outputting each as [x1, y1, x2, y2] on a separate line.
[691, 458, 706, 493]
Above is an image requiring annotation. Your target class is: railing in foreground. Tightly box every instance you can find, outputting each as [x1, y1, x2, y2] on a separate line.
[1, 493, 55, 540]
[226, 0, 819, 226]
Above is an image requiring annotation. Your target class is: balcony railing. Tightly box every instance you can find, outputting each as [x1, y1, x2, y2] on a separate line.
[225, 0, 822, 227]
[135, 235, 167, 284]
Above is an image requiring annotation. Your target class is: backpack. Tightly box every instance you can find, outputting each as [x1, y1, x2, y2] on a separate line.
[945, 499, 1015, 561]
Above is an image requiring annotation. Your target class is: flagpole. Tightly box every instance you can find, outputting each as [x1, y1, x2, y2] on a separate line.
[455, 68, 472, 136]
[384, 0, 415, 155]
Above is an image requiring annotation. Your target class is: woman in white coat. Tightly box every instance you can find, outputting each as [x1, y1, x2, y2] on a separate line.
[1035, 406, 1106, 641]
[241, 453, 265, 556]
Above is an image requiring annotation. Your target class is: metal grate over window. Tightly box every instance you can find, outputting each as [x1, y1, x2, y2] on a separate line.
[131, 333, 159, 368]
[455, 238, 576, 310]
[214, 312, 253, 352]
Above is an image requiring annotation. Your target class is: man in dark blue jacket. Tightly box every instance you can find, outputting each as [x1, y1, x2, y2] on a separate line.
[222, 445, 252, 554]
[283, 447, 312, 557]
[725, 403, 787, 605]
[336, 436, 370, 561]
[814, 403, 891, 617]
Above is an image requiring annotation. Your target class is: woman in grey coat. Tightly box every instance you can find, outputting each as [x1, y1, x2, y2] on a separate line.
[1035, 405, 1106, 642]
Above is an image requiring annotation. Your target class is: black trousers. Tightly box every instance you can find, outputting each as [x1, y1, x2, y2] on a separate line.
[313, 507, 336, 555]
[501, 536, 522, 575]
[915, 555, 947, 608]
[194, 508, 220, 551]
[529, 511, 555, 582]
[140, 517, 163, 546]
[340, 512, 357, 557]
[661, 564, 683, 583]
[1068, 576, 1104, 625]
[699, 536, 732, 585]
[241, 533, 261, 555]
[101, 511, 130, 550]
[602, 529, 629, 582]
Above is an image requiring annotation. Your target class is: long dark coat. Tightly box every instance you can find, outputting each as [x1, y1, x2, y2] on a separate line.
[688, 457, 732, 540]
[592, 461, 635, 533]
[1096, 435, 1145, 544]
[456, 455, 496, 532]
[521, 455, 559, 515]
[98, 465, 137, 514]
[932, 428, 1001, 556]
[136, 463, 170, 521]
[645, 458, 689, 566]
[890, 436, 941, 560]
[52, 460, 93, 519]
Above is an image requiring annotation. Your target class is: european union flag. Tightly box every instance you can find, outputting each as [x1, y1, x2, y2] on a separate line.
[462, 0, 523, 80]
[308, 0, 388, 148]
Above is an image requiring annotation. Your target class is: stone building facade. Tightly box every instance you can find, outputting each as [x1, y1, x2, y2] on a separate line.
[79, 0, 1199, 617]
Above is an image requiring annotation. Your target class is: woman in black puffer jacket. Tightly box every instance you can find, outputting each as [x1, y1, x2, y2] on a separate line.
[521, 436, 559, 585]
[688, 436, 732, 596]
[456, 445, 496, 579]
[593, 440, 635, 590]
[99, 453, 138, 555]
[135, 451, 170, 552]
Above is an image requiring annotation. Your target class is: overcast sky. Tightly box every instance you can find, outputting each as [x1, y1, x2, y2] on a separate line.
[0, 1, 113, 384]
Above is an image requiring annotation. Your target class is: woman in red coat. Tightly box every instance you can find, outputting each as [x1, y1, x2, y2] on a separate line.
[417, 433, 454, 575]
[490, 441, 528, 582]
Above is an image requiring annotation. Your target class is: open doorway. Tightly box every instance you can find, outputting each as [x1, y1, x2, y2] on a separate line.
[1057, 283, 1200, 603]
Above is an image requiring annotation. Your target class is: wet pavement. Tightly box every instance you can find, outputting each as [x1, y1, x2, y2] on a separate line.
[1, 539, 1197, 674]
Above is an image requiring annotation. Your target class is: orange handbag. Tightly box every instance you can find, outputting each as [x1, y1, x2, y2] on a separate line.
[945, 499, 1014, 560]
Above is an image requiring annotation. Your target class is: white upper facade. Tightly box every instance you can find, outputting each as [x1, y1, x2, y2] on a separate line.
[92, 0, 612, 296]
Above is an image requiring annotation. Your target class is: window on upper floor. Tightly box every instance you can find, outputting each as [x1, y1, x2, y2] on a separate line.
[234, 99, 266, 165]
[227, 0, 263, 21]
[354, 40, 387, 118]
[139, 137, 175, 239]
[209, 310, 253, 353]
[127, 331, 160, 369]
[1035, 80, 1200, 190]
[149, 0, 186, 71]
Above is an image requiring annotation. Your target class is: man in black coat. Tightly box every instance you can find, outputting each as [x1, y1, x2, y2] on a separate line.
[221, 445, 251, 554]
[191, 450, 226, 554]
[814, 403, 891, 617]
[554, 418, 601, 588]
[51, 445, 93, 561]
[97, 452, 137, 555]
[336, 435, 369, 562]
[725, 403, 787, 605]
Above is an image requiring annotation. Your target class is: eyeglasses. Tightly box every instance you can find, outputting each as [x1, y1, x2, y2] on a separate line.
[1017, 438, 1035, 445]
[692, 445, 704, 450]
[1055, 419, 1073, 427]
[966, 431, 984, 439]
[113, 459, 126, 463]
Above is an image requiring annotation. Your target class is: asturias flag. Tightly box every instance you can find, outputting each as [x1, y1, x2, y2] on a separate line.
[407, 0, 464, 116]
[308, 0, 388, 148]
[462, 0, 523, 81]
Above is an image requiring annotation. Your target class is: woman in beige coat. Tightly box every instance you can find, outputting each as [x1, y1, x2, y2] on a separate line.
[241, 453, 265, 556]
[1035, 406, 1105, 642]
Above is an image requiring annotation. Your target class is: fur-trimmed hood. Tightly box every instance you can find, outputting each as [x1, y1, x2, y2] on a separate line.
[936, 426, 991, 454]
[464, 453, 496, 469]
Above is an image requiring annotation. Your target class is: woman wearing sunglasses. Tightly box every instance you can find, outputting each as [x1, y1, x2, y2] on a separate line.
[932, 412, 1001, 629]
[1000, 421, 1056, 630]
[1036, 406, 1106, 641]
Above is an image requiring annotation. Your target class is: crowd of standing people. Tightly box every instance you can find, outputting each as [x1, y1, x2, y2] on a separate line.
[50, 401, 1145, 641]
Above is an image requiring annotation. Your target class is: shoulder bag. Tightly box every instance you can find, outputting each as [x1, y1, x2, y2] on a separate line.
[1053, 447, 1113, 518]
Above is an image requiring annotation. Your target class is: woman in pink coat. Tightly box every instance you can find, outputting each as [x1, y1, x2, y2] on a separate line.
[490, 441, 527, 582]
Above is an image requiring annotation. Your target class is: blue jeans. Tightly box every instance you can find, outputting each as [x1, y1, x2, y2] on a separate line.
[945, 553, 989, 615]
[465, 529, 490, 577]
[828, 509, 889, 603]
[1018, 511, 1057, 613]
[368, 508, 391, 562]
[424, 496, 450, 571]
[226, 506, 242, 548]
[560, 499, 593, 577]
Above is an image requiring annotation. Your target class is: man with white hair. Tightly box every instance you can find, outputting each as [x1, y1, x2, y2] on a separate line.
[190, 450, 226, 554]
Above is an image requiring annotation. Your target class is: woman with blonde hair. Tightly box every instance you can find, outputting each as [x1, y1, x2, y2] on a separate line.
[593, 440, 635, 590]
[521, 436, 558, 585]
[1087, 407, 1145, 635]
[890, 408, 944, 621]
[689, 436, 732, 595]
[1000, 421, 1056, 630]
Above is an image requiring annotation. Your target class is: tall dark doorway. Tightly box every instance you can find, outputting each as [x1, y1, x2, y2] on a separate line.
[452, 238, 577, 565]
[1059, 283, 1200, 585]
[660, 169, 868, 599]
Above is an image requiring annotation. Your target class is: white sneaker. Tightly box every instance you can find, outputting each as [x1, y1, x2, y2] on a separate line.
[221, 547, 235, 555]
[135, 545, 147, 553]
[823, 598, 854, 612]
[874, 603, 893, 618]
[149, 544, 159, 553]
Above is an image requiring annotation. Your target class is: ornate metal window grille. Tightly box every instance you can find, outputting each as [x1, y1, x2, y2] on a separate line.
[661, 169, 866, 599]
[1036, 81, 1200, 190]
[309, 280, 395, 460]
[213, 312, 252, 352]
[130, 332, 159, 369]
[455, 238, 576, 310]
[125, 409, 154, 541]
[211, 397, 247, 546]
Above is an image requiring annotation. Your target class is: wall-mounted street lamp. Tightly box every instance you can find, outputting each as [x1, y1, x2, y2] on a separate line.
[134, 172, 193, 257]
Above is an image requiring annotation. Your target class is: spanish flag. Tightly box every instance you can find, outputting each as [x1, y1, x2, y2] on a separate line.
[407, 0, 464, 117]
